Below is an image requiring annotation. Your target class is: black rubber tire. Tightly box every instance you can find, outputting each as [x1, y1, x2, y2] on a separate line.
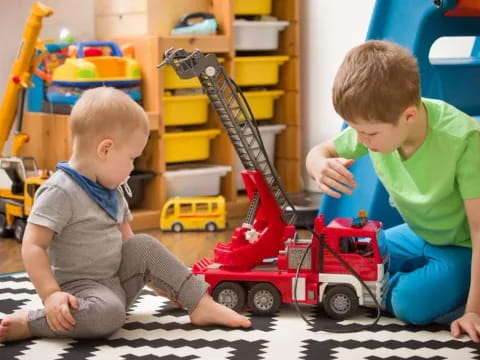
[13, 219, 26, 243]
[171, 222, 183, 233]
[205, 222, 217, 232]
[212, 282, 246, 312]
[0, 213, 11, 238]
[323, 285, 359, 320]
[247, 283, 281, 316]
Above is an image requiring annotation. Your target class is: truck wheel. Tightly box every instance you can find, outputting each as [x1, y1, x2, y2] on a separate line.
[13, 219, 26, 243]
[0, 213, 12, 238]
[212, 282, 246, 312]
[248, 283, 281, 316]
[205, 222, 217, 232]
[171, 222, 183, 232]
[323, 285, 358, 320]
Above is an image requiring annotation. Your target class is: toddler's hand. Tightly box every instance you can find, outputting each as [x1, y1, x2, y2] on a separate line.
[313, 157, 357, 198]
[44, 291, 79, 333]
[451, 311, 480, 343]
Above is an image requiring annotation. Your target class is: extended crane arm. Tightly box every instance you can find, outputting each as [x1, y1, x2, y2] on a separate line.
[159, 48, 296, 225]
[0, 2, 53, 156]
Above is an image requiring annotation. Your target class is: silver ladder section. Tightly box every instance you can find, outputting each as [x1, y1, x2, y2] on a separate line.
[159, 48, 296, 225]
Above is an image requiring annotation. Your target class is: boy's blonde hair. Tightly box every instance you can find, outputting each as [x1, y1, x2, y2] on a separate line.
[69, 87, 149, 147]
[332, 40, 421, 124]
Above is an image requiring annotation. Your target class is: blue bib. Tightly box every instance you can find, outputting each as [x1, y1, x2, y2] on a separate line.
[56, 162, 118, 220]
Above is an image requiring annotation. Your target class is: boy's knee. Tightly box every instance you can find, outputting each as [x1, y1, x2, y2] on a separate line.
[389, 282, 443, 325]
[125, 233, 162, 255]
[74, 298, 126, 338]
[390, 294, 432, 325]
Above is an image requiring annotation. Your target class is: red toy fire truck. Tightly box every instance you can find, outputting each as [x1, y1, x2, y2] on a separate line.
[159, 49, 389, 320]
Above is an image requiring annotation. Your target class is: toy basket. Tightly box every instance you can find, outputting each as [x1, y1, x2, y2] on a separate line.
[164, 129, 220, 163]
[234, 56, 289, 86]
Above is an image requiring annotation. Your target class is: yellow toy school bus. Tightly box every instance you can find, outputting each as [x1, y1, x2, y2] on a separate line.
[160, 196, 226, 232]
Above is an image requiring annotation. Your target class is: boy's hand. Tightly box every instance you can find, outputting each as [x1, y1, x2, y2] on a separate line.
[44, 291, 79, 333]
[451, 312, 480, 343]
[314, 157, 357, 198]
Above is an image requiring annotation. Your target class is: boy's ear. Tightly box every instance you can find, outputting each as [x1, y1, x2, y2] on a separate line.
[97, 139, 113, 159]
[402, 105, 418, 123]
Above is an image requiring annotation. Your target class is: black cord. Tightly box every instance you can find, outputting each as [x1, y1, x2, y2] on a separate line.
[292, 226, 383, 332]
[228, 76, 384, 332]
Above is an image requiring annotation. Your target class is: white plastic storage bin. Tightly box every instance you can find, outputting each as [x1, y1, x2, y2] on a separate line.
[234, 20, 289, 51]
[164, 164, 232, 198]
[236, 124, 286, 190]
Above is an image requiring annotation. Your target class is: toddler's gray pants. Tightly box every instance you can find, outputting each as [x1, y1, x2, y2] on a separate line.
[27, 234, 208, 338]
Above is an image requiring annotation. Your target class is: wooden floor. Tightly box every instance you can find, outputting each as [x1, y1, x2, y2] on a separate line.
[0, 220, 243, 275]
[0, 190, 321, 275]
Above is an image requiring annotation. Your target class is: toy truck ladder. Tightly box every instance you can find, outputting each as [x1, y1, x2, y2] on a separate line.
[160, 48, 296, 268]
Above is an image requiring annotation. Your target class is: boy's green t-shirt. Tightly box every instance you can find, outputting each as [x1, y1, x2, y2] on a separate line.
[334, 98, 480, 248]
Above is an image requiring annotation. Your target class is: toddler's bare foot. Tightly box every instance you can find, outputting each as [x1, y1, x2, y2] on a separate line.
[0, 312, 32, 343]
[190, 293, 251, 328]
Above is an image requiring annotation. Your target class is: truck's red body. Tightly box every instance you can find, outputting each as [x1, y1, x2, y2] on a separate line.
[193, 172, 389, 319]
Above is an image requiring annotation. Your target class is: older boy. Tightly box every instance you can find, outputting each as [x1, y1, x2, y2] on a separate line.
[306, 40, 480, 342]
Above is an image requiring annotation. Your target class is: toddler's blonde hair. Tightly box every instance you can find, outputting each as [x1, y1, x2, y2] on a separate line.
[69, 87, 148, 147]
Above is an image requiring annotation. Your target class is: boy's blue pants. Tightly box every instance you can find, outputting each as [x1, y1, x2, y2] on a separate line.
[380, 223, 472, 325]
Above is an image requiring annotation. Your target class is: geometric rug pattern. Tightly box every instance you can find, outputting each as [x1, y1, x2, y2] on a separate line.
[1, 273, 480, 360]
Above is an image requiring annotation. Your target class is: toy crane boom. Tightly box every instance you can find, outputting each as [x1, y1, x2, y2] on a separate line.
[0, 2, 53, 156]
[159, 48, 296, 269]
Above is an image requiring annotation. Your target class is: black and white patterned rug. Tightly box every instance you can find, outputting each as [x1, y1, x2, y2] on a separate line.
[1, 273, 480, 359]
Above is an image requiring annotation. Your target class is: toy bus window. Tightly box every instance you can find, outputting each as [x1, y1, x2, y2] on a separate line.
[196, 202, 209, 213]
[211, 202, 218, 211]
[165, 204, 174, 216]
[179, 203, 192, 213]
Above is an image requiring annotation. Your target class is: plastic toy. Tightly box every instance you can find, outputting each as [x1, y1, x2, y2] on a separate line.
[46, 40, 142, 106]
[159, 49, 389, 319]
[59, 27, 75, 44]
[27, 42, 69, 113]
[160, 196, 226, 232]
[0, 2, 53, 241]
[171, 12, 218, 35]
[320, 0, 480, 229]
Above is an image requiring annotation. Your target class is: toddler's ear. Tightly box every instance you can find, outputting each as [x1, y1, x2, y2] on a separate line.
[97, 139, 113, 159]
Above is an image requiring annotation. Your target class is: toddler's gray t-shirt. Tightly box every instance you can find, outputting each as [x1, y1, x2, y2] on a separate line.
[28, 170, 131, 285]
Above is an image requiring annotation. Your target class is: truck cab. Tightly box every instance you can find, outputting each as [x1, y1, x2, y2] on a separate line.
[0, 157, 46, 241]
[0, 157, 38, 195]
[316, 213, 389, 318]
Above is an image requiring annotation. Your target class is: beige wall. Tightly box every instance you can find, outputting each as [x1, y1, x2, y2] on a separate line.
[0, 0, 95, 95]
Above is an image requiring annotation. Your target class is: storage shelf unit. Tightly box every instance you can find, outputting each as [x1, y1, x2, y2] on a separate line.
[19, 0, 302, 231]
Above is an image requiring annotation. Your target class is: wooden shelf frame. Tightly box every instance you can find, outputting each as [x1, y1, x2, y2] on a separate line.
[19, 0, 302, 230]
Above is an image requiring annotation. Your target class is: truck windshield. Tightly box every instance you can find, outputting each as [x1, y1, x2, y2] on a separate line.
[22, 158, 38, 178]
[339, 236, 374, 258]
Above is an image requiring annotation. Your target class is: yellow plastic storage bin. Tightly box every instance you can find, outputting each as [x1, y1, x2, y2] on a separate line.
[243, 90, 284, 120]
[164, 58, 224, 89]
[234, 56, 289, 86]
[164, 129, 221, 163]
[234, 0, 272, 15]
[163, 94, 209, 126]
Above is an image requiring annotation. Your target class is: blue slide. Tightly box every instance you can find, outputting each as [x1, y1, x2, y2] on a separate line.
[320, 0, 480, 227]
